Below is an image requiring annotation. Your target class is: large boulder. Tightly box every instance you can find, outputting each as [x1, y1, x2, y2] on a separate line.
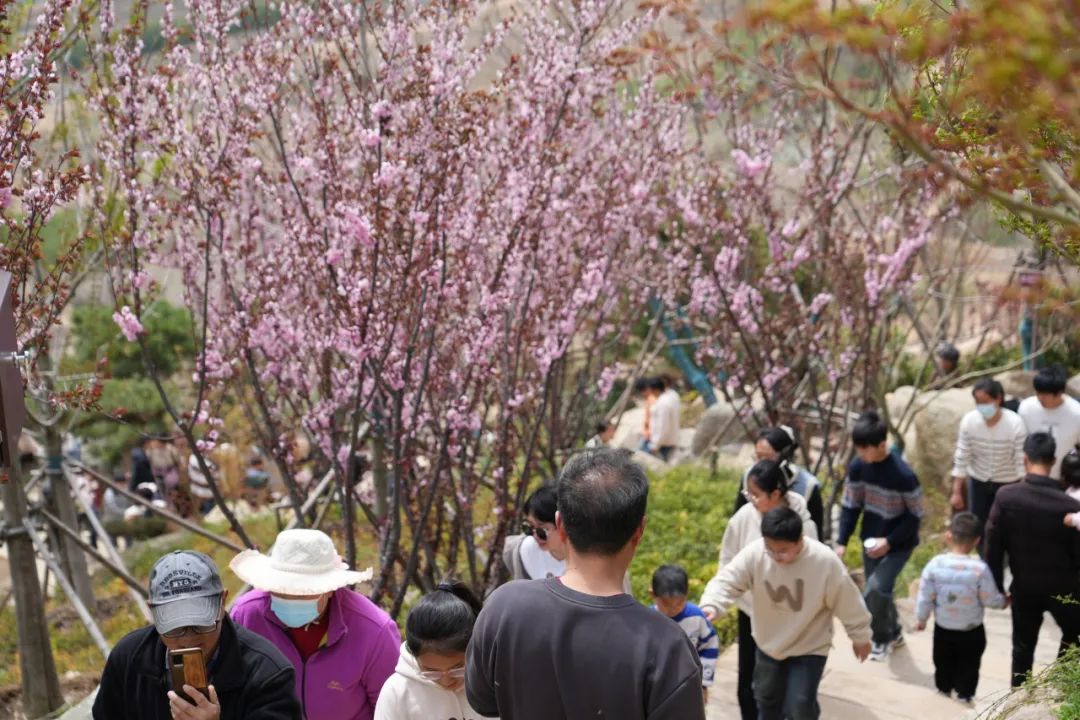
[885, 386, 919, 457]
[690, 400, 755, 456]
[1069, 373, 1080, 399]
[997, 370, 1036, 400]
[885, 385, 971, 489]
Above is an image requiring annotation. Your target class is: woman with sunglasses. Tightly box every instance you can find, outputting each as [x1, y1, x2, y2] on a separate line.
[502, 484, 568, 581]
[703, 459, 818, 720]
[374, 580, 492, 719]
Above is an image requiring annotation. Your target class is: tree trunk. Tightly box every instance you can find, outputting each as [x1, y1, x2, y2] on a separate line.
[372, 431, 387, 519]
[44, 424, 95, 610]
[1, 457, 64, 717]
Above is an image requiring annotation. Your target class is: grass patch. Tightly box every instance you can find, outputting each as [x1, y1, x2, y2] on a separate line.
[629, 462, 742, 646]
[1045, 645, 1080, 720]
[993, 645, 1080, 719]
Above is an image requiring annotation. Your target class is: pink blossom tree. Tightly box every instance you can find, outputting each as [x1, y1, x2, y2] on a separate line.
[82, 0, 955, 602]
[1, 0, 95, 712]
[648, 16, 952, 530]
[85, 0, 692, 607]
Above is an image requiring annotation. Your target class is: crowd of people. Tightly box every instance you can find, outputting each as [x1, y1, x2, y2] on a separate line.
[88, 364, 1080, 720]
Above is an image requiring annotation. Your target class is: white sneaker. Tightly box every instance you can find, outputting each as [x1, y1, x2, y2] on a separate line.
[890, 632, 906, 650]
[870, 642, 889, 661]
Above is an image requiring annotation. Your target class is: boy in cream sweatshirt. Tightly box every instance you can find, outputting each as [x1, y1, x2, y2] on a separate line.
[701, 507, 872, 720]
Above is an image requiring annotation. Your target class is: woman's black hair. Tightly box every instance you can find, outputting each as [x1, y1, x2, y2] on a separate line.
[758, 426, 799, 481]
[1062, 448, 1080, 489]
[405, 579, 484, 656]
[523, 483, 558, 524]
[747, 459, 788, 496]
[972, 377, 1005, 402]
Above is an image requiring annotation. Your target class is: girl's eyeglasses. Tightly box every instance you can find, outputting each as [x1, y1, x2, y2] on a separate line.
[418, 666, 467, 682]
[741, 489, 764, 504]
[520, 522, 550, 542]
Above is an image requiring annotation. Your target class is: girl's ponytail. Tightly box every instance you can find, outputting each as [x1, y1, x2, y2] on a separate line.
[761, 425, 799, 482]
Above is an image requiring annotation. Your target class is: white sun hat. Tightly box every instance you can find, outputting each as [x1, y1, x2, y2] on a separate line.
[230, 529, 373, 595]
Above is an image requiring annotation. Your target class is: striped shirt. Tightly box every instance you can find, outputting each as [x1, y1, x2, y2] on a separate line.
[838, 452, 924, 551]
[658, 602, 719, 687]
[951, 408, 1026, 483]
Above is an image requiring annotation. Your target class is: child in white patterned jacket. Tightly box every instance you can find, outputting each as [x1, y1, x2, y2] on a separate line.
[915, 512, 1006, 706]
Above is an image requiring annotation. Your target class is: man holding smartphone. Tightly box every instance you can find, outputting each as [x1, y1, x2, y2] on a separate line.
[94, 550, 301, 719]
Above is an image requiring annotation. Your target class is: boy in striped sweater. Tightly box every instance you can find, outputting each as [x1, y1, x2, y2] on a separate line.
[835, 411, 924, 662]
[651, 564, 719, 703]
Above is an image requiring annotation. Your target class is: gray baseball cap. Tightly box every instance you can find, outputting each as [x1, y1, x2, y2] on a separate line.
[148, 550, 225, 635]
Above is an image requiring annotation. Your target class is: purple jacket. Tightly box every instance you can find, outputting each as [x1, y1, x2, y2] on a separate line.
[231, 588, 400, 720]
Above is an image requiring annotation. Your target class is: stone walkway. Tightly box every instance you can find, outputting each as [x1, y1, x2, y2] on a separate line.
[706, 598, 1063, 719]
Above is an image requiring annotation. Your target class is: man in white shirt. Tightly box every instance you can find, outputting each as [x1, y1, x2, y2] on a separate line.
[649, 378, 681, 462]
[1018, 365, 1080, 480]
[950, 378, 1027, 532]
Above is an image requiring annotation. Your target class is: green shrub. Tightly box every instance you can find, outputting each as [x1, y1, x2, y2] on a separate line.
[629, 462, 741, 646]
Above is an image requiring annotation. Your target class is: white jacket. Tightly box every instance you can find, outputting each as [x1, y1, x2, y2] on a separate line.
[705, 491, 817, 615]
[374, 643, 493, 720]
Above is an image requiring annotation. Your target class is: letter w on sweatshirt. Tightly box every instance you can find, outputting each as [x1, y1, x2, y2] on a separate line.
[763, 579, 804, 611]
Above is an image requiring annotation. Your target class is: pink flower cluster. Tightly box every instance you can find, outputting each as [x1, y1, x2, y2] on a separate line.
[111, 306, 144, 342]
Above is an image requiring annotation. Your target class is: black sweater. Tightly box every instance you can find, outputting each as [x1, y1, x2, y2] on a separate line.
[985, 473, 1080, 597]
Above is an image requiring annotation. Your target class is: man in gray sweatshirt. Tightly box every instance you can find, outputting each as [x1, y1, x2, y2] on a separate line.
[466, 448, 706, 719]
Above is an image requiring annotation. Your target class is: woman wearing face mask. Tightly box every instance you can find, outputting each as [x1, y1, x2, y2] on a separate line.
[704, 460, 818, 720]
[733, 426, 824, 541]
[230, 529, 400, 720]
[950, 377, 1027, 530]
[502, 484, 568, 581]
[374, 580, 492, 720]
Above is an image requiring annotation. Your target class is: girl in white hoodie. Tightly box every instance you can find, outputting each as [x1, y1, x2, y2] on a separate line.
[705, 459, 818, 720]
[374, 581, 493, 720]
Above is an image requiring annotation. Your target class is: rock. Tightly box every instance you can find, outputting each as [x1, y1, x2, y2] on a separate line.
[1068, 373, 1080, 399]
[690, 400, 755, 456]
[630, 448, 669, 475]
[612, 406, 646, 450]
[885, 386, 919, 459]
[997, 370, 1036, 400]
[885, 385, 971, 489]
[59, 687, 97, 720]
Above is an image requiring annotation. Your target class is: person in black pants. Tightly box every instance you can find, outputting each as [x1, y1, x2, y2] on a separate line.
[985, 432, 1080, 687]
[915, 513, 1006, 704]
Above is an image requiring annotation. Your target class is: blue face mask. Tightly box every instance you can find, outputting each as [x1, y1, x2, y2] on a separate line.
[976, 403, 998, 419]
[271, 596, 321, 628]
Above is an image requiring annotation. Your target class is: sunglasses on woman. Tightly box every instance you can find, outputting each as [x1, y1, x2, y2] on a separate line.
[520, 522, 550, 542]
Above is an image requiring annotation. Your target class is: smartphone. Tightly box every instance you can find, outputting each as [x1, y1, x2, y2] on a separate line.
[168, 648, 208, 704]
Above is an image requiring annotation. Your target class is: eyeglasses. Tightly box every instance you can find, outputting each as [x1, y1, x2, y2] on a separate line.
[521, 522, 550, 542]
[418, 666, 467, 682]
[764, 545, 801, 561]
[161, 620, 220, 639]
[741, 489, 763, 504]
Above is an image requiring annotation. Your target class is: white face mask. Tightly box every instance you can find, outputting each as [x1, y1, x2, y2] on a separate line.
[271, 596, 321, 627]
[976, 403, 998, 420]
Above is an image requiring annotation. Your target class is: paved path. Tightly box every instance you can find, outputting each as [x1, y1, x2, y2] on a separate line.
[707, 598, 1063, 719]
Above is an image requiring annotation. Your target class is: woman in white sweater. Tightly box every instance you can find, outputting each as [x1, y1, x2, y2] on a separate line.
[706, 460, 817, 720]
[374, 581, 493, 720]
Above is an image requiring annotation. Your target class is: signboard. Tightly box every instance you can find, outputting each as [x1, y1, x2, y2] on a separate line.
[0, 270, 25, 471]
